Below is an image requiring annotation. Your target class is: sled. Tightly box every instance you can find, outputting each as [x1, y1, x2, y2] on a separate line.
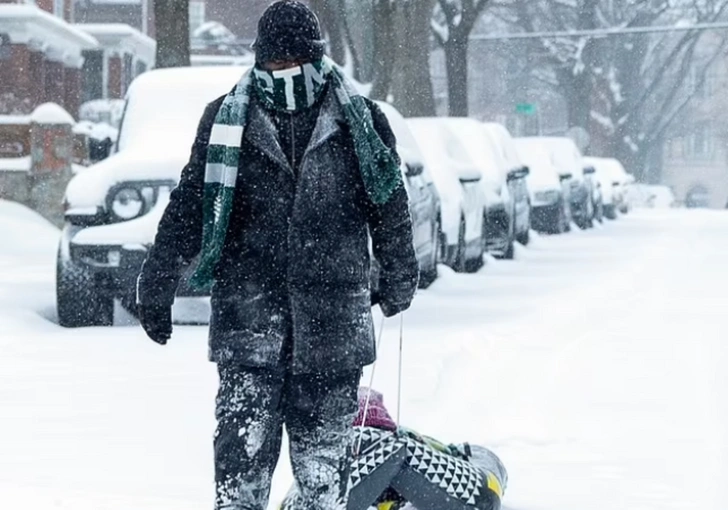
[280, 425, 507, 510]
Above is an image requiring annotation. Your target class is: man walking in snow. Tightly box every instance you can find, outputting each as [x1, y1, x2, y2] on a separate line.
[136, 1, 419, 509]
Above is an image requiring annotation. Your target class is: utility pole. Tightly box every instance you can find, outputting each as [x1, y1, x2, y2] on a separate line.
[471, 21, 728, 41]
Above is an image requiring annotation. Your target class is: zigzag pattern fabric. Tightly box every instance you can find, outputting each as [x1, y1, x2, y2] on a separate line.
[403, 435, 484, 505]
[349, 428, 405, 489]
[279, 426, 503, 510]
[189, 57, 401, 291]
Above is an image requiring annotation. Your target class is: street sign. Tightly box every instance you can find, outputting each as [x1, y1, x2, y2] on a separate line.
[515, 103, 536, 115]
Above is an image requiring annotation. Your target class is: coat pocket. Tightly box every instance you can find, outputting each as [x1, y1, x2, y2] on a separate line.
[208, 288, 289, 367]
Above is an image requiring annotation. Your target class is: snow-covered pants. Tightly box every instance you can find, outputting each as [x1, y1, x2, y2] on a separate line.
[214, 363, 361, 510]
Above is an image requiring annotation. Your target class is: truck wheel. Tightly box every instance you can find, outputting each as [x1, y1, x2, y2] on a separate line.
[502, 238, 515, 260]
[516, 228, 530, 246]
[56, 248, 114, 327]
[604, 204, 618, 220]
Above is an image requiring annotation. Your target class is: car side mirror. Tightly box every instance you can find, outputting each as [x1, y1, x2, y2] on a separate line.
[583, 165, 596, 175]
[459, 175, 481, 184]
[507, 166, 529, 181]
[90, 138, 113, 162]
[405, 162, 424, 177]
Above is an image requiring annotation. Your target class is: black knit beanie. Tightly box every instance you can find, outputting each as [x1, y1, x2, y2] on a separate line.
[252, 1, 326, 65]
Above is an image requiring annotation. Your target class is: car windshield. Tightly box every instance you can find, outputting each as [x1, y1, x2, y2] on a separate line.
[515, 143, 556, 179]
[376, 101, 424, 166]
[444, 121, 502, 184]
[408, 121, 462, 198]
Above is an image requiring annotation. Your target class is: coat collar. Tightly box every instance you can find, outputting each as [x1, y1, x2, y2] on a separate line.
[244, 87, 345, 176]
[244, 99, 292, 174]
[305, 87, 345, 156]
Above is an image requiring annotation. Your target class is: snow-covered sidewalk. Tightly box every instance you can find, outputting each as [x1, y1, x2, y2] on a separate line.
[0, 202, 726, 510]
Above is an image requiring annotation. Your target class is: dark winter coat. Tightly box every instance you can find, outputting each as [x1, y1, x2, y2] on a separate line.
[137, 87, 418, 373]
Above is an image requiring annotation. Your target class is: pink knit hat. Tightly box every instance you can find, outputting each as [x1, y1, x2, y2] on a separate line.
[353, 387, 397, 431]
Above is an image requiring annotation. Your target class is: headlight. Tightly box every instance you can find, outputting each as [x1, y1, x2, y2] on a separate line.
[111, 187, 144, 220]
[101, 180, 175, 224]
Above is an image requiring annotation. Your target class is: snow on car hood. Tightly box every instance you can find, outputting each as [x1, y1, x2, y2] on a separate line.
[64, 151, 187, 209]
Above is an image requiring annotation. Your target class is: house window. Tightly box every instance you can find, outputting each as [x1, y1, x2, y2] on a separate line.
[189, 1, 206, 34]
[81, 50, 104, 103]
[684, 122, 714, 160]
[123, 54, 133, 95]
[688, 67, 716, 99]
[135, 60, 147, 78]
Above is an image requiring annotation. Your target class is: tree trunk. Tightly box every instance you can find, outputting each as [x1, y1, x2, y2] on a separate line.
[153, 0, 190, 68]
[369, 0, 397, 101]
[444, 29, 469, 116]
[310, 0, 346, 65]
[612, 121, 647, 181]
[391, 0, 436, 117]
[335, 0, 364, 80]
[564, 0, 597, 130]
[564, 38, 597, 131]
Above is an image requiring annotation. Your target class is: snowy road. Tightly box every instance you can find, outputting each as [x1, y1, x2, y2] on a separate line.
[1, 202, 726, 510]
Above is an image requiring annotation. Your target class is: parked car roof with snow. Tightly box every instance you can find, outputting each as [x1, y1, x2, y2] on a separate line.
[374, 101, 425, 168]
[436, 118, 503, 187]
[482, 122, 524, 175]
[513, 138, 561, 191]
[407, 117, 485, 272]
[516, 136, 584, 181]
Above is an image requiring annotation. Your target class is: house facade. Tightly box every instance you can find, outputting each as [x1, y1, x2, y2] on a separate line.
[0, 0, 154, 116]
[661, 64, 728, 208]
[0, 3, 98, 116]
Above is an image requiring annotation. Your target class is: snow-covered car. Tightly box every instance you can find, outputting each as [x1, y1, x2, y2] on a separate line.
[514, 138, 570, 234]
[482, 122, 531, 245]
[407, 118, 485, 273]
[583, 156, 631, 219]
[517, 137, 596, 230]
[376, 102, 441, 287]
[439, 118, 517, 259]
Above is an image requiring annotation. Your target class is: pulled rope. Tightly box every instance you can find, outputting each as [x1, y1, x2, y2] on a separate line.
[354, 314, 386, 457]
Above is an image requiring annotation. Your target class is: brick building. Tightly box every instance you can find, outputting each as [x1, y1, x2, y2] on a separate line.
[0, 0, 154, 117]
[75, 23, 155, 101]
[0, 3, 97, 116]
[661, 62, 728, 209]
[74, 0, 152, 35]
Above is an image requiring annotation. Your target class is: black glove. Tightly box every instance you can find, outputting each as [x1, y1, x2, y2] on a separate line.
[370, 288, 381, 307]
[138, 304, 172, 345]
[380, 299, 410, 318]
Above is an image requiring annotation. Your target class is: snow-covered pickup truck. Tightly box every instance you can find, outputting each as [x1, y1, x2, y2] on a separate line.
[57, 66, 439, 327]
[57, 66, 246, 327]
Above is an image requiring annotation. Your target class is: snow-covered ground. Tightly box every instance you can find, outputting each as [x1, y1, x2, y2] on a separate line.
[1, 200, 726, 510]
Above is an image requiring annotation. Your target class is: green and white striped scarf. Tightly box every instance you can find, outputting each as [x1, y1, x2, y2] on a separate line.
[189, 56, 401, 291]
